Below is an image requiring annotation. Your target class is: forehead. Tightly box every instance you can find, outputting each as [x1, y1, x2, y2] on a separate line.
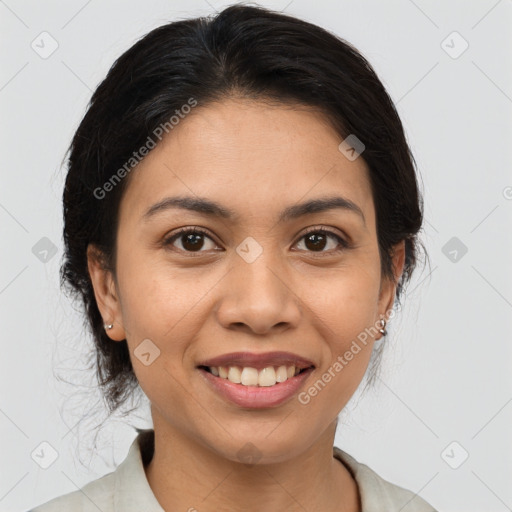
[118, 98, 374, 227]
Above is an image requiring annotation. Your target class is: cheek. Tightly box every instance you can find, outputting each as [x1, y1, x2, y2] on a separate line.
[115, 266, 196, 400]
[306, 261, 381, 335]
[302, 263, 381, 389]
[116, 248, 201, 336]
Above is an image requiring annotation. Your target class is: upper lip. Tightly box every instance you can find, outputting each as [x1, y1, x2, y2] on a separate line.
[197, 351, 315, 371]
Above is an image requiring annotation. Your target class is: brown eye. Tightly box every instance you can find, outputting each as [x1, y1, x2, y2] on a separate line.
[296, 228, 349, 253]
[163, 228, 218, 252]
[162, 226, 349, 256]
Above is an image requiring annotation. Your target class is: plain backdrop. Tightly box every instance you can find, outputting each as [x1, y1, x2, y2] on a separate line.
[1, 1, 511, 511]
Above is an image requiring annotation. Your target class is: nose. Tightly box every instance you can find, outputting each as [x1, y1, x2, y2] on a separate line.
[214, 255, 301, 335]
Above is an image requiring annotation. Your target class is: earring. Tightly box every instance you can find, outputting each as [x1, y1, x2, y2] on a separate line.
[378, 318, 387, 336]
[104, 323, 114, 330]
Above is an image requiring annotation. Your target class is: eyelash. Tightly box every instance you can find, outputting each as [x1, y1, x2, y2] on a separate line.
[162, 226, 350, 255]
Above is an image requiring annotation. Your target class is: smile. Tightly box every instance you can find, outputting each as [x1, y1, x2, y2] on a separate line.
[198, 365, 315, 408]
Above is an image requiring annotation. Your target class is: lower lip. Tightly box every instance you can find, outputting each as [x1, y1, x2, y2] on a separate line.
[198, 367, 315, 408]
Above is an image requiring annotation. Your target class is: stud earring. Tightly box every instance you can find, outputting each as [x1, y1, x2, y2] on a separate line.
[378, 318, 387, 336]
[104, 323, 114, 330]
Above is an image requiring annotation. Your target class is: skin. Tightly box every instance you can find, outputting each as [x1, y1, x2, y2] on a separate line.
[88, 97, 405, 512]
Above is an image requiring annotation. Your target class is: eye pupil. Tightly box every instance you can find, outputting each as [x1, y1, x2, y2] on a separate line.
[182, 232, 204, 251]
[305, 232, 327, 251]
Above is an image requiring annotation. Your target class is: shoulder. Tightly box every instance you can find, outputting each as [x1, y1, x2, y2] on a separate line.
[28, 429, 163, 512]
[333, 447, 438, 512]
[28, 471, 116, 512]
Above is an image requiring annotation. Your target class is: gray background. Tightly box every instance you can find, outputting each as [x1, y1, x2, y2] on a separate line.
[1, 1, 511, 511]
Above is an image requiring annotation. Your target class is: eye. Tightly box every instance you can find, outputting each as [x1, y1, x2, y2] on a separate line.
[294, 227, 349, 254]
[162, 226, 350, 255]
[163, 227, 219, 253]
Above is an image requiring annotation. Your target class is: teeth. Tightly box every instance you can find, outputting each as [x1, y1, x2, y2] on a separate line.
[207, 365, 307, 386]
[276, 366, 288, 382]
[228, 366, 241, 383]
[257, 367, 275, 387]
[241, 367, 259, 386]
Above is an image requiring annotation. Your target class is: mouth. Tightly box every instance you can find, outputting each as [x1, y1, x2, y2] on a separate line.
[196, 351, 315, 383]
[197, 364, 314, 387]
[197, 364, 316, 408]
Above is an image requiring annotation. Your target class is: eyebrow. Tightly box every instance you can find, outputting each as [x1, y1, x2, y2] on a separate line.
[142, 195, 365, 225]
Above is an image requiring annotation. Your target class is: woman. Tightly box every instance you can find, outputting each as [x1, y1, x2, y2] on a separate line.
[30, 4, 436, 511]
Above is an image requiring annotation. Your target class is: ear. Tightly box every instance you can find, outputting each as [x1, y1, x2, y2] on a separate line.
[87, 244, 126, 341]
[377, 239, 406, 323]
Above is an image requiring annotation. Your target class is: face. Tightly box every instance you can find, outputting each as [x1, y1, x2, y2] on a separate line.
[88, 98, 404, 463]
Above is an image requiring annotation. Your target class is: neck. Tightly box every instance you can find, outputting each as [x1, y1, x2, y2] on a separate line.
[143, 411, 360, 512]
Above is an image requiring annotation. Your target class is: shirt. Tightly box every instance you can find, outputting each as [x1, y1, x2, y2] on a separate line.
[29, 428, 438, 512]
